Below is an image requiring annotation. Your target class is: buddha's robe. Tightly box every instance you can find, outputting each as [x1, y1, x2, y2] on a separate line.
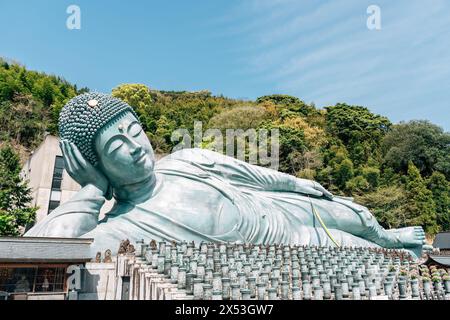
[27, 148, 384, 254]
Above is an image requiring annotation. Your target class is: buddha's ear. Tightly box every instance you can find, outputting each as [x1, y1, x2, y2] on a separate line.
[105, 183, 113, 200]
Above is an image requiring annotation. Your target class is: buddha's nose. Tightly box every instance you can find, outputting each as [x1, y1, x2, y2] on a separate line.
[130, 142, 142, 156]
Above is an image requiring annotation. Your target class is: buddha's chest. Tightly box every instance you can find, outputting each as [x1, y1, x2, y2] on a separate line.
[142, 175, 240, 235]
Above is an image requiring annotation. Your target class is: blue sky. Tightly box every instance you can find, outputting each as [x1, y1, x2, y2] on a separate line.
[0, 0, 449, 130]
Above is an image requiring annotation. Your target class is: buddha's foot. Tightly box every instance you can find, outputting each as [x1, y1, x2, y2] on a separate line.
[387, 226, 426, 248]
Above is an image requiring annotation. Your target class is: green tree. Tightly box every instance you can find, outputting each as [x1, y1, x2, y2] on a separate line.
[112, 84, 156, 132]
[155, 115, 176, 146]
[334, 158, 354, 190]
[0, 58, 78, 141]
[263, 120, 307, 174]
[427, 171, 450, 231]
[208, 106, 269, 131]
[404, 162, 438, 235]
[0, 145, 36, 235]
[344, 167, 380, 194]
[362, 166, 380, 190]
[383, 120, 450, 178]
[111, 83, 153, 110]
[379, 167, 401, 187]
[325, 103, 391, 166]
[0, 94, 48, 148]
[346, 175, 370, 194]
[256, 94, 316, 117]
[316, 145, 351, 193]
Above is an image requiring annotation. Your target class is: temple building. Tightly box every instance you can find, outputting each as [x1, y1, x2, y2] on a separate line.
[423, 232, 450, 268]
[0, 237, 94, 300]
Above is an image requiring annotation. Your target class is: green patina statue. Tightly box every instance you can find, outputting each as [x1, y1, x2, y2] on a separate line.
[26, 93, 426, 258]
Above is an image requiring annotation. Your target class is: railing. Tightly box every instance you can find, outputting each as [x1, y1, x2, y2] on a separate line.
[3, 291, 66, 300]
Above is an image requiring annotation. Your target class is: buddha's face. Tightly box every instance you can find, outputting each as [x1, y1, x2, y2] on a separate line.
[94, 112, 155, 186]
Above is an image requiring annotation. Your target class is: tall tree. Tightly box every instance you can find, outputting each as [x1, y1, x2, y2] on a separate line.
[0, 145, 36, 235]
[427, 171, 450, 232]
[404, 162, 438, 235]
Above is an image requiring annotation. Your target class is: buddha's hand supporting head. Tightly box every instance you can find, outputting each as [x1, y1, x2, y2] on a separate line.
[59, 139, 110, 198]
[59, 92, 156, 196]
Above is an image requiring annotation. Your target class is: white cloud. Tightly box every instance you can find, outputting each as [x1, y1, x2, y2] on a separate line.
[213, 0, 450, 129]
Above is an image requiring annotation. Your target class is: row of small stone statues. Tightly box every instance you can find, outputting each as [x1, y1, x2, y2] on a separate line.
[122, 240, 450, 300]
[94, 239, 137, 263]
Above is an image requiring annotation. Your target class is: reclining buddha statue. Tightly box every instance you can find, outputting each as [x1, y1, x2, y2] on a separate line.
[26, 93, 426, 258]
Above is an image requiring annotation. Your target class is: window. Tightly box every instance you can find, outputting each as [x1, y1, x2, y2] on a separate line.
[0, 266, 66, 294]
[0, 268, 34, 293]
[48, 201, 60, 214]
[51, 177, 62, 190]
[54, 156, 64, 170]
[51, 156, 64, 191]
[48, 156, 64, 215]
[34, 267, 65, 292]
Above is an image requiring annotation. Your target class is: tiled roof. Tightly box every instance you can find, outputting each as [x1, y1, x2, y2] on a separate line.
[0, 237, 94, 263]
[433, 232, 450, 250]
[426, 254, 450, 267]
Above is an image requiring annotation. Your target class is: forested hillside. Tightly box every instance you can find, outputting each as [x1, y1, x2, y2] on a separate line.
[0, 58, 88, 158]
[1, 59, 449, 237]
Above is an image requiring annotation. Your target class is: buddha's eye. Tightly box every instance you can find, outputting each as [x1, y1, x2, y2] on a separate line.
[129, 122, 142, 137]
[107, 139, 123, 154]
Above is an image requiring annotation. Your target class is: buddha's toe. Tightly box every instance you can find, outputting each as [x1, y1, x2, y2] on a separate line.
[414, 226, 425, 232]
[396, 226, 426, 247]
[415, 230, 425, 239]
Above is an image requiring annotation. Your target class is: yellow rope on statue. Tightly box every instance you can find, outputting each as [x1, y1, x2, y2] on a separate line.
[308, 195, 341, 248]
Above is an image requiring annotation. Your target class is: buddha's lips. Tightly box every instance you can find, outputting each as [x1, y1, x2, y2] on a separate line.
[135, 153, 146, 163]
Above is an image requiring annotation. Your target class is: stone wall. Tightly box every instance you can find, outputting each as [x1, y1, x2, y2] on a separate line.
[79, 262, 116, 300]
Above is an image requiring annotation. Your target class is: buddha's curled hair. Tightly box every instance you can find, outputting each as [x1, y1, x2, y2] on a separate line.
[58, 92, 140, 166]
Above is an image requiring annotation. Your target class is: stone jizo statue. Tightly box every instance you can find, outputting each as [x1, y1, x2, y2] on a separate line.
[150, 239, 157, 250]
[118, 239, 130, 255]
[103, 249, 112, 263]
[26, 93, 426, 258]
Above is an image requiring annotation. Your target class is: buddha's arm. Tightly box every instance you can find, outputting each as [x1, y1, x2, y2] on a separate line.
[175, 148, 333, 199]
[227, 160, 326, 196]
[25, 184, 105, 238]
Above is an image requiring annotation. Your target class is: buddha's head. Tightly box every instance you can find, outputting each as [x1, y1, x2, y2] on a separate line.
[59, 92, 155, 190]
